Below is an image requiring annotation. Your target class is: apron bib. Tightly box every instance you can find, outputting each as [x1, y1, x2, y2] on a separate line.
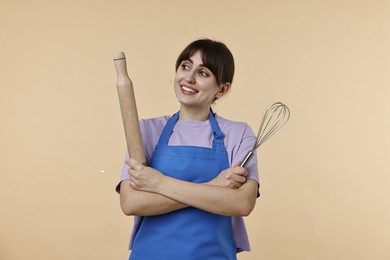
[130, 112, 236, 260]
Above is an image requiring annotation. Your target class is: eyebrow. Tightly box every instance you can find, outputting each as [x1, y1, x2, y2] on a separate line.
[185, 58, 206, 68]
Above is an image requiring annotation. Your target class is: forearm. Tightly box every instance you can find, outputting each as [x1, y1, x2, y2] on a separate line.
[126, 159, 256, 216]
[120, 180, 188, 216]
[157, 177, 258, 216]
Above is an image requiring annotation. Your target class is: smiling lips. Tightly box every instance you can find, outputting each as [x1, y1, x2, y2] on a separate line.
[181, 85, 199, 95]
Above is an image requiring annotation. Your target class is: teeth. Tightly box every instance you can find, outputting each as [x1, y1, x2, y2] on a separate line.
[182, 86, 196, 93]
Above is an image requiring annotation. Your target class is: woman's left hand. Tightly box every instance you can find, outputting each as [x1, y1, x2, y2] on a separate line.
[126, 158, 165, 193]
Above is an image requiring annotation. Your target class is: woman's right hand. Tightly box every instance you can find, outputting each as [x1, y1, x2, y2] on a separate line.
[208, 163, 248, 189]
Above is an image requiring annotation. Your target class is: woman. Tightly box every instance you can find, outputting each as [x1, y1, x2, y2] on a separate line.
[116, 38, 259, 259]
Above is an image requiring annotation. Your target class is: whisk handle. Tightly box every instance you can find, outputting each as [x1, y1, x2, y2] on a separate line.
[240, 150, 255, 168]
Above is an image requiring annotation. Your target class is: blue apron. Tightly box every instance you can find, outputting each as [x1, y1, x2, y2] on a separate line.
[130, 111, 236, 260]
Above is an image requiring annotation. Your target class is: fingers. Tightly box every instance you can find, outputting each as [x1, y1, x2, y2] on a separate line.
[126, 158, 144, 170]
[128, 180, 137, 189]
[126, 158, 144, 182]
[228, 166, 248, 189]
[126, 160, 143, 190]
[234, 174, 247, 184]
[232, 183, 241, 189]
[229, 175, 246, 190]
[231, 165, 248, 177]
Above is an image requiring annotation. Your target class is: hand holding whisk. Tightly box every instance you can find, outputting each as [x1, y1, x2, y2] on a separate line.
[240, 102, 290, 167]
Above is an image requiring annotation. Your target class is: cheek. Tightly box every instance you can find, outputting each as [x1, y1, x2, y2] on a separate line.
[174, 69, 184, 80]
[173, 81, 181, 97]
[173, 73, 180, 87]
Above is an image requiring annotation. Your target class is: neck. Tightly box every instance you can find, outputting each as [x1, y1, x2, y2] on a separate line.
[178, 106, 211, 121]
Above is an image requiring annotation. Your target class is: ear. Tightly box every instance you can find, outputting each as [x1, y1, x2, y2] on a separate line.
[215, 82, 231, 99]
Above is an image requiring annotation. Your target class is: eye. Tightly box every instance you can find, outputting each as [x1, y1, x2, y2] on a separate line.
[180, 61, 191, 70]
[198, 70, 209, 77]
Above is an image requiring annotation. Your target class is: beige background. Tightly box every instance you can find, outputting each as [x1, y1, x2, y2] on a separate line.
[1, 0, 389, 259]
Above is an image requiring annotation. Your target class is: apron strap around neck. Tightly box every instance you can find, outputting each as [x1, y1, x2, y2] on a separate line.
[157, 111, 225, 147]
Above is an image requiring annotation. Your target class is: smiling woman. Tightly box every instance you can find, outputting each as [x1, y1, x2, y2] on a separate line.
[174, 50, 231, 120]
[172, 39, 234, 121]
[116, 38, 260, 260]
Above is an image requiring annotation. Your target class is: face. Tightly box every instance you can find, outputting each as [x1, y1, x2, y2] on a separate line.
[174, 51, 228, 113]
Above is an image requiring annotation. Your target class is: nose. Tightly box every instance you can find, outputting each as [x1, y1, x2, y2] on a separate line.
[185, 70, 196, 84]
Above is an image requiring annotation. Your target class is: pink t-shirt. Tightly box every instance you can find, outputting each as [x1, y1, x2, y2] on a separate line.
[117, 113, 260, 252]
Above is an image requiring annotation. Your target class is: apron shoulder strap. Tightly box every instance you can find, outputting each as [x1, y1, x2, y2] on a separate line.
[209, 112, 226, 151]
[156, 111, 226, 150]
[156, 112, 179, 145]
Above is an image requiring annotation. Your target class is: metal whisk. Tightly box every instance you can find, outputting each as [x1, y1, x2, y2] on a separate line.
[240, 102, 290, 167]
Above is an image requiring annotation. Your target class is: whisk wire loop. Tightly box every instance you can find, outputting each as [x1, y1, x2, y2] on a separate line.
[241, 102, 290, 167]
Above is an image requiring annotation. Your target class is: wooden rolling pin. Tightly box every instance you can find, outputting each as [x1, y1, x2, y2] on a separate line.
[113, 52, 146, 165]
